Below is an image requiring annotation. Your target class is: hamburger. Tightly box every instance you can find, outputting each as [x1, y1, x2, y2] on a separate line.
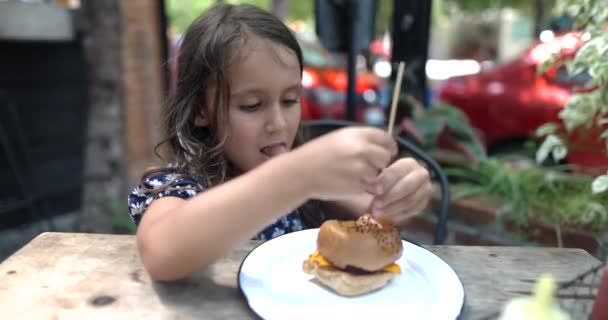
[302, 214, 403, 296]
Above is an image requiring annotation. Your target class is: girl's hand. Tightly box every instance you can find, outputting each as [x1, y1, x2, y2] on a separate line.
[291, 127, 397, 201]
[367, 158, 432, 226]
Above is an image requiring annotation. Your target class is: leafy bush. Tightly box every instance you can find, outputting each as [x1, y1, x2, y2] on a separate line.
[536, 0, 608, 193]
[448, 160, 608, 234]
[397, 96, 487, 165]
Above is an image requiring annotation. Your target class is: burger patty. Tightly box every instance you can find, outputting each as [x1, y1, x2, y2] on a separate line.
[343, 265, 377, 275]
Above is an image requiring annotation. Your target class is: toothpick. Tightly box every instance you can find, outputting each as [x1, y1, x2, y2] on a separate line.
[387, 61, 405, 136]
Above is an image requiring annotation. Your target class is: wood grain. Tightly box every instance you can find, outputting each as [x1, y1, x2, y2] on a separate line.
[0, 233, 601, 319]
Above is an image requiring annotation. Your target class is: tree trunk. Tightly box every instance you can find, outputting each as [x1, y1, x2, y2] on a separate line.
[271, 0, 291, 21]
[79, 0, 125, 233]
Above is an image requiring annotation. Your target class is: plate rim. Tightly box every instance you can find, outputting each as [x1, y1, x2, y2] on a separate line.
[237, 228, 466, 320]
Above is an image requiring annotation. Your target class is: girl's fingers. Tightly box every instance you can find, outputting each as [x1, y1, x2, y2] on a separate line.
[367, 158, 417, 195]
[359, 163, 382, 186]
[378, 166, 429, 206]
[365, 144, 393, 172]
[374, 181, 431, 220]
[393, 200, 428, 226]
[360, 128, 398, 154]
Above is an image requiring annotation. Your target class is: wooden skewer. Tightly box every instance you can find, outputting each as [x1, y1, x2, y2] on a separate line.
[387, 61, 405, 136]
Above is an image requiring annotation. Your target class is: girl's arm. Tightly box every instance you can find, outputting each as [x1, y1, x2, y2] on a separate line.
[137, 127, 396, 281]
[136, 155, 311, 281]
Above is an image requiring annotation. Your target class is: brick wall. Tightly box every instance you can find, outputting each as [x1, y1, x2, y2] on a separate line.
[120, 0, 165, 189]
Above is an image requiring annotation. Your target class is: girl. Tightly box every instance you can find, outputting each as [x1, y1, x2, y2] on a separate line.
[128, 3, 432, 281]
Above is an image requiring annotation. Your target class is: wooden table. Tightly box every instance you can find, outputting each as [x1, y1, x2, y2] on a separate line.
[0, 232, 601, 319]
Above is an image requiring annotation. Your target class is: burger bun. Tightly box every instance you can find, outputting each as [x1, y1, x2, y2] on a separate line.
[302, 259, 395, 297]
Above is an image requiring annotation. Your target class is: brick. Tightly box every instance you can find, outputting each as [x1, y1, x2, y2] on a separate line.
[119, 0, 164, 188]
[429, 186, 501, 227]
[454, 230, 506, 246]
[561, 230, 601, 256]
[405, 214, 437, 235]
[505, 219, 601, 257]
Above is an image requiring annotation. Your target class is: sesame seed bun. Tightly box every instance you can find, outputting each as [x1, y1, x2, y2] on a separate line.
[303, 214, 403, 296]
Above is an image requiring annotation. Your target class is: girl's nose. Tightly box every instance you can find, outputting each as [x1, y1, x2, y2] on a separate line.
[265, 103, 287, 133]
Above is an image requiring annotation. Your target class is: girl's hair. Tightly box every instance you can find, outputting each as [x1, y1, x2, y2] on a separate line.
[145, 3, 303, 188]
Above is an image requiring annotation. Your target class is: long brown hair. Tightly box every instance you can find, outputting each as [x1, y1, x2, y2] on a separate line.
[144, 3, 303, 188]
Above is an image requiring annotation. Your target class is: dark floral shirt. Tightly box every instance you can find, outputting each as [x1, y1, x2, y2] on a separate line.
[127, 172, 304, 241]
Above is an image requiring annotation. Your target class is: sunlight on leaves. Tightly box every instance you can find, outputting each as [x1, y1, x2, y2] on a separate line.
[559, 93, 599, 132]
[536, 135, 567, 163]
[537, 54, 560, 74]
[581, 202, 607, 224]
[592, 174, 608, 194]
[552, 143, 568, 161]
[535, 123, 559, 137]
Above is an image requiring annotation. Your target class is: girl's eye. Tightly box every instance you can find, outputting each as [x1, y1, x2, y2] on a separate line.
[239, 103, 261, 111]
[283, 98, 300, 106]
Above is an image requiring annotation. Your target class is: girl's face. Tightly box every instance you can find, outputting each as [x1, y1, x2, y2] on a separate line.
[206, 37, 302, 172]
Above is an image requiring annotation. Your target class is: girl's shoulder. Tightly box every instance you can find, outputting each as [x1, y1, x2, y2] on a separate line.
[127, 170, 204, 225]
[141, 170, 203, 191]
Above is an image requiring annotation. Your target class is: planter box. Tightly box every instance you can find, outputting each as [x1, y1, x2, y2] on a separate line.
[421, 184, 605, 258]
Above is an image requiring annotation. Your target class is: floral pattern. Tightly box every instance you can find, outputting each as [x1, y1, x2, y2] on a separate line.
[127, 171, 304, 240]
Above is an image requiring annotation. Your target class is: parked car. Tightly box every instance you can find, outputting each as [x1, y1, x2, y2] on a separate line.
[437, 32, 607, 174]
[299, 38, 389, 126]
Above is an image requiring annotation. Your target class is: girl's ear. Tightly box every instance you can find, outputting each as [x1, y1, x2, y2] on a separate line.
[194, 111, 209, 127]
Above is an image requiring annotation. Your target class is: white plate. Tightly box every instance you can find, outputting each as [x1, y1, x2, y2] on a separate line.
[238, 229, 464, 320]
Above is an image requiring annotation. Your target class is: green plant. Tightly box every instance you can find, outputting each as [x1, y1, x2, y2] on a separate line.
[448, 160, 608, 245]
[105, 201, 136, 235]
[397, 95, 487, 165]
[535, 0, 608, 194]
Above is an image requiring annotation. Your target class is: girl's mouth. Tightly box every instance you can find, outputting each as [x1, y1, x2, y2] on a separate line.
[260, 143, 288, 158]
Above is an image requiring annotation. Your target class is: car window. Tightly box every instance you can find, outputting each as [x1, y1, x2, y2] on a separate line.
[555, 67, 592, 85]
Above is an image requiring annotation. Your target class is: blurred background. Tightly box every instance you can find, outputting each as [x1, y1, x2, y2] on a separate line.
[1, 0, 606, 261]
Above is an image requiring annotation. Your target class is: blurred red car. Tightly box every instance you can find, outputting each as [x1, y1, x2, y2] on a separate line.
[298, 39, 389, 126]
[437, 32, 607, 173]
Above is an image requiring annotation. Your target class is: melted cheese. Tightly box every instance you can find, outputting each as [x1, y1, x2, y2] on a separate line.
[307, 250, 401, 274]
[382, 262, 402, 274]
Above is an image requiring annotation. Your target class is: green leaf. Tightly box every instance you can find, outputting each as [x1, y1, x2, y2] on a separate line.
[536, 135, 566, 163]
[538, 55, 560, 74]
[581, 202, 608, 225]
[410, 102, 487, 162]
[601, 90, 608, 112]
[552, 144, 568, 161]
[452, 186, 486, 199]
[592, 175, 608, 194]
[535, 123, 559, 137]
[559, 93, 600, 132]
[593, 6, 608, 25]
[409, 115, 445, 147]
